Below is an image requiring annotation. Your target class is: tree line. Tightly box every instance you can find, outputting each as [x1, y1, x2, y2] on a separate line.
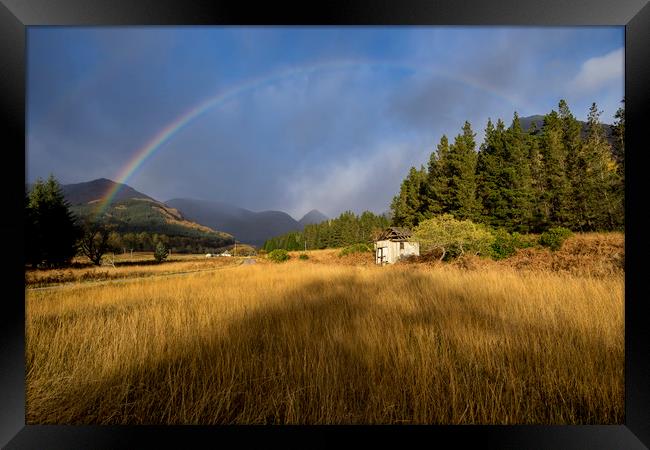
[390, 100, 624, 233]
[262, 210, 389, 251]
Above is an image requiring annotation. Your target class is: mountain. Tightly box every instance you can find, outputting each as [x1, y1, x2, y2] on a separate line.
[61, 178, 155, 206]
[519, 115, 614, 145]
[298, 209, 328, 228]
[53, 179, 234, 253]
[165, 198, 315, 247]
[518, 115, 546, 132]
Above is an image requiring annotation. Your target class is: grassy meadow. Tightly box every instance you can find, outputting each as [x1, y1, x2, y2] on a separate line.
[25, 252, 242, 288]
[25, 232, 624, 425]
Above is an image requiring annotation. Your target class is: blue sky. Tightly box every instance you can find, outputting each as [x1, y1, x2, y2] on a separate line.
[27, 26, 624, 219]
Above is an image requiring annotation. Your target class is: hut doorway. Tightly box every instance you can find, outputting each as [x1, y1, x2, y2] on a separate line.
[376, 246, 387, 265]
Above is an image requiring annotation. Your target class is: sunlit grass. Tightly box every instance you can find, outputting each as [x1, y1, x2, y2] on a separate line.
[26, 258, 623, 424]
[25, 253, 241, 287]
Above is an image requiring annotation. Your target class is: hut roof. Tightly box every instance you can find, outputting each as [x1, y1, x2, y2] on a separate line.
[376, 227, 412, 241]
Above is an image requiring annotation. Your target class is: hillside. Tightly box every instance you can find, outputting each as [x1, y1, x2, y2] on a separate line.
[61, 178, 155, 205]
[55, 179, 234, 253]
[70, 198, 233, 253]
[165, 198, 327, 246]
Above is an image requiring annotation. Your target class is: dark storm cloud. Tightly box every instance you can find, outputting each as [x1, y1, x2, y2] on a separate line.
[27, 27, 624, 219]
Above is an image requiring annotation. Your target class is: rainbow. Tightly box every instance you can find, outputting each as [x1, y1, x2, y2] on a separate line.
[94, 59, 525, 218]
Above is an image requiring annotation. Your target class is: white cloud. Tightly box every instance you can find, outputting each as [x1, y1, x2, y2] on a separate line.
[569, 48, 624, 93]
[285, 141, 422, 218]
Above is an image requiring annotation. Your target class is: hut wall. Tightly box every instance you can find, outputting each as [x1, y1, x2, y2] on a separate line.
[374, 240, 419, 264]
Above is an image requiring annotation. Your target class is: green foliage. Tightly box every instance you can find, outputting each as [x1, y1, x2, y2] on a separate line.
[154, 241, 169, 263]
[444, 121, 480, 221]
[490, 229, 541, 260]
[26, 175, 81, 267]
[412, 214, 495, 261]
[339, 243, 373, 257]
[299, 253, 309, 260]
[539, 227, 573, 251]
[390, 99, 623, 235]
[490, 228, 517, 260]
[263, 210, 389, 251]
[70, 198, 234, 254]
[511, 232, 538, 249]
[267, 249, 290, 263]
[390, 166, 429, 227]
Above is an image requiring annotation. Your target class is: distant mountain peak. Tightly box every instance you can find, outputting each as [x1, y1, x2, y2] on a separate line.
[165, 198, 304, 247]
[299, 209, 328, 227]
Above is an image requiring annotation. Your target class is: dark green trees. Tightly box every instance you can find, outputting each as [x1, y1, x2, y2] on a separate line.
[538, 110, 572, 229]
[475, 115, 533, 231]
[26, 175, 81, 267]
[263, 210, 389, 251]
[611, 99, 625, 179]
[424, 135, 449, 216]
[578, 103, 622, 230]
[390, 166, 428, 228]
[392, 122, 479, 228]
[444, 121, 479, 220]
[390, 100, 623, 234]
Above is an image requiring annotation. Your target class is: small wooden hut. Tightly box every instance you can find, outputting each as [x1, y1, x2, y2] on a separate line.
[374, 227, 419, 265]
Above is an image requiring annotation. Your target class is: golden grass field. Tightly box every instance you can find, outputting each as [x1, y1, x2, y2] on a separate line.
[25, 253, 241, 287]
[25, 233, 624, 424]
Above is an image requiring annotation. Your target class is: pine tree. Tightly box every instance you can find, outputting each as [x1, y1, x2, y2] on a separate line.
[505, 112, 534, 232]
[423, 135, 449, 216]
[559, 100, 585, 229]
[27, 175, 81, 267]
[390, 166, 427, 227]
[612, 99, 625, 189]
[611, 99, 625, 229]
[443, 121, 479, 221]
[476, 118, 508, 227]
[539, 111, 571, 228]
[612, 100, 625, 167]
[526, 123, 547, 231]
[579, 103, 621, 230]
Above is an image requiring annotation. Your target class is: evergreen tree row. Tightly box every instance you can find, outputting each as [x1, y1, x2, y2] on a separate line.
[390, 100, 625, 233]
[262, 210, 389, 251]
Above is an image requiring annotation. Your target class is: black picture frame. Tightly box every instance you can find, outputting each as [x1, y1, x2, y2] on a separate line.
[2, 1, 648, 448]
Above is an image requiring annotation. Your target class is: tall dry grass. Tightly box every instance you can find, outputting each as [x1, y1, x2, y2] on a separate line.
[26, 255, 240, 287]
[26, 259, 623, 425]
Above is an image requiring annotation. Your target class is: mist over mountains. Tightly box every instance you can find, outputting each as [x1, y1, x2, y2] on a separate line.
[164, 199, 327, 247]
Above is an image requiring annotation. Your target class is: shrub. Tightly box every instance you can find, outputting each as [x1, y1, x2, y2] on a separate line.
[412, 214, 495, 261]
[511, 232, 538, 249]
[539, 227, 573, 251]
[299, 253, 309, 260]
[339, 243, 373, 257]
[154, 242, 169, 263]
[490, 228, 517, 260]
[267, 249, 290, 263]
